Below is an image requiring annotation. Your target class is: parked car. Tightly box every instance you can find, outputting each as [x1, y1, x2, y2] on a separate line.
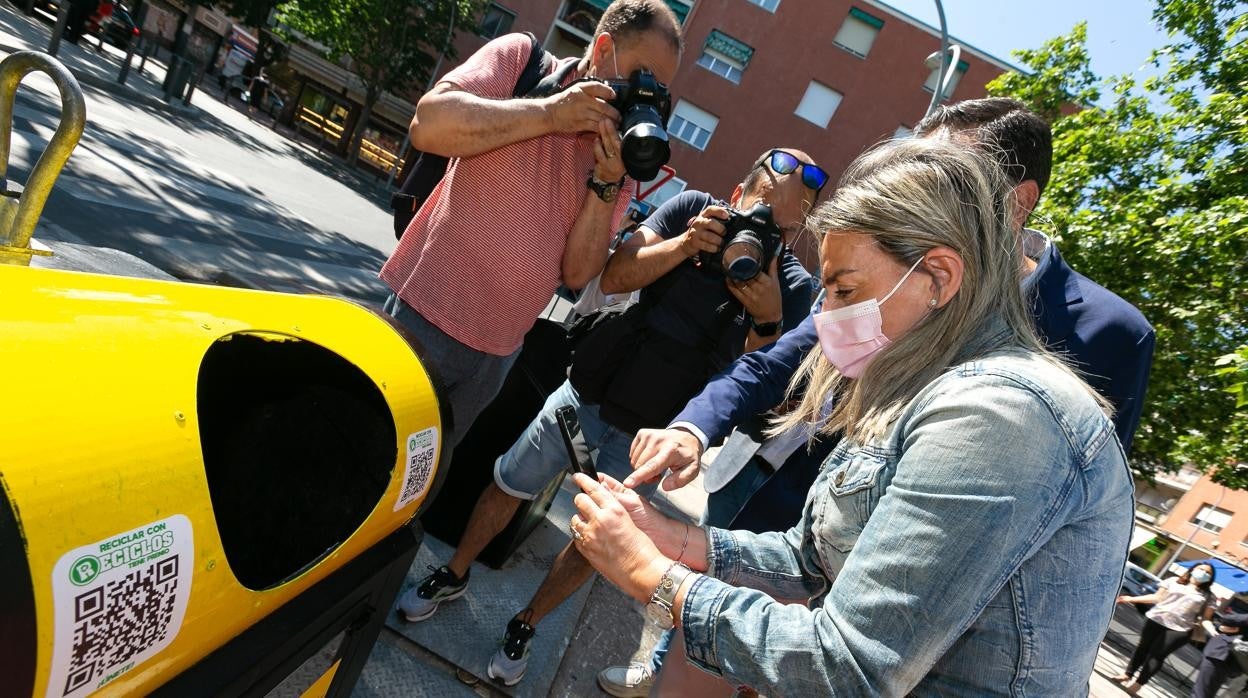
[1122, 562, 1161, 613]
[89, 3, 140, 49]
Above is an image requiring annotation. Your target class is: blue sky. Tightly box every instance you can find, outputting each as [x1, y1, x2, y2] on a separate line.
[879, 0, 1171, 80]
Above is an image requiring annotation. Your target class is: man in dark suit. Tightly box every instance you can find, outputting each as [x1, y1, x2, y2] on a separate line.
[598, 98, 1156, 698]
[1194, 612, 1248, 698]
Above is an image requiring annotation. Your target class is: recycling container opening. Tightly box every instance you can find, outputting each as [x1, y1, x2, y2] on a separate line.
[198, 332, 397, 591]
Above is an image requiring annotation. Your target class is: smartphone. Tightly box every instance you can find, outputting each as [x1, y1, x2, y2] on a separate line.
[555, 405, 599, 480]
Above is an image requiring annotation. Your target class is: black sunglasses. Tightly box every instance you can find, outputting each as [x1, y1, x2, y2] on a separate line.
[761, 149, 829, 193]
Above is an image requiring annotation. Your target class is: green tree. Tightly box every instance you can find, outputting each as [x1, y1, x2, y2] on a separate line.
[278, 0, 482, 162]
[987, 1, 1248, 485]
[214, 0, 284, 27]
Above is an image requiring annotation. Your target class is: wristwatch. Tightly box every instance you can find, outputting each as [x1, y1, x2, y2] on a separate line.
[645, 562, 693, 629]
[751, 318, 781, 337]
[586, 173, 624, 203]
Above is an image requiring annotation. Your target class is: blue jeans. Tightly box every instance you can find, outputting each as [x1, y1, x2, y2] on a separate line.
[494, 380, 657, 500]
[702, 455, 773, 529]
[383, 294, 519, 449]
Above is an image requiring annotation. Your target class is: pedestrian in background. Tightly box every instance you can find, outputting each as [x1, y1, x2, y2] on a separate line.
[1115, 563, 1218, 694]
[1192, 611, 1248, 698]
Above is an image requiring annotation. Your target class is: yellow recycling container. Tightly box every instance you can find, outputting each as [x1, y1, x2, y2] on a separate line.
[0, 264, 446, 697]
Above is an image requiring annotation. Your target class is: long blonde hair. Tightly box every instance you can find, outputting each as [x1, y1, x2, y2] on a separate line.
[773, 138, 1088, 444]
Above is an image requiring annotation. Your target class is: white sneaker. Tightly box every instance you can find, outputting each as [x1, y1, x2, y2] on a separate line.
[486, 616, 535, 686]
[597, 663, 655, 697]
[396, 565, 468, 622]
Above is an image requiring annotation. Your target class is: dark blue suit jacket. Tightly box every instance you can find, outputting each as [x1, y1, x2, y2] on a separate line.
[673, 237, 1155, 533]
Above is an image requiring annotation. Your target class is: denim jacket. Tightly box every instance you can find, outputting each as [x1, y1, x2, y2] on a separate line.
[679, 349, 1135, 696]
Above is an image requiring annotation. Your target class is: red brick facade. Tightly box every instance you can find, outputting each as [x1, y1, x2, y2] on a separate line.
[415, 0, 1013, 266]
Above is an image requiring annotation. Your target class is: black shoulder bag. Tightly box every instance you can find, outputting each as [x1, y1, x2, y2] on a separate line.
[567, 273, 676, 405]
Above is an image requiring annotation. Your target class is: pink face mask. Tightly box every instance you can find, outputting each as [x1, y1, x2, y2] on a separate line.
[814, 256, 924, 378]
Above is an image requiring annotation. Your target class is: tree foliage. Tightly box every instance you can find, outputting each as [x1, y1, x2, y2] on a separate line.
[213, 0, 284, 28]
[987, 1, 1248, 485]
[278, 0, 482, 160]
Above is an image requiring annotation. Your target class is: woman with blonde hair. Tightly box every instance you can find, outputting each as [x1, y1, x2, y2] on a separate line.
[566, 137, 1135, 695]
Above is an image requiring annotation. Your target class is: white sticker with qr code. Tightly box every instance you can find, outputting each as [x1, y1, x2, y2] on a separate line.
[395, 427, 439, 511]
[48, 514, 193, 698]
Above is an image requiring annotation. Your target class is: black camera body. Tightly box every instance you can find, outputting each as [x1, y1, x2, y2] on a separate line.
[701, 202, 783, 282]
[602, 70, 672, 181]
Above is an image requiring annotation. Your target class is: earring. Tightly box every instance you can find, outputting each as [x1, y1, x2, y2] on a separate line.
[928, 298, 939, 307]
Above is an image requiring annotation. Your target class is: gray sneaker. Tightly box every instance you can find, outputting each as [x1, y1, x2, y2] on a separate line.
[597, 663, 655, 697]
[487, 616, 536, 686]
[397, 565, 468, 622]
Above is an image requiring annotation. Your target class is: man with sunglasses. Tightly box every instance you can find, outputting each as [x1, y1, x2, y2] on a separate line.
[397, 147, 819, 687]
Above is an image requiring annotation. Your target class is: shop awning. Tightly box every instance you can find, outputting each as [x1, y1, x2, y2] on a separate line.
[1129, 526, 1156, 550]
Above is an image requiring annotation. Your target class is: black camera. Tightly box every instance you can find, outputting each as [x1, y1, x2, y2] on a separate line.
[603, 69, 672, 181]
[701, 202, 783, 282]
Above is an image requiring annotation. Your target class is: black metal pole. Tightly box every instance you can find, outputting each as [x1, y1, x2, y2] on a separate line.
[118, 6, 146, 84]
[47, 1, 71, 57]
[137, 37, 152, 75]
[183, 60, 206, 105]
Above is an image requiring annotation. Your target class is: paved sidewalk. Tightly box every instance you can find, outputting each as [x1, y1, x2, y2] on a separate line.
[0, 3, 190, 118]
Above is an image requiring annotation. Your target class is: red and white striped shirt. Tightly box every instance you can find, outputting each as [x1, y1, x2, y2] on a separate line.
[380, 34, 633, 356]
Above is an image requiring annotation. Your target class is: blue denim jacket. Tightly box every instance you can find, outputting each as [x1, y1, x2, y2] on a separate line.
[679, 349, 1134, 696]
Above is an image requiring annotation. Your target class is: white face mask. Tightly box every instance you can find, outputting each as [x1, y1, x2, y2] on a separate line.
[1192, 569, 1212, 584]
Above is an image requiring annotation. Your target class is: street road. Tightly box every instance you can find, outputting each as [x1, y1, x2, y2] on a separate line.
[4, 27, 398, 302]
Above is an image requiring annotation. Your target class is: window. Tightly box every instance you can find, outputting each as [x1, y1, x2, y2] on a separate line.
[1191, 504, 1233, 533]
[794, 81, 843, 129]
[697, 30, 753, 84]
[894, 125, 914, 139]
[480, 3, 516, 39]
[638, 174, 687, 209]
[668, 100, 718, 150]
[833, 7, 883, 58]
[924, 59, 969, 99]
[747, 0, 781, 12]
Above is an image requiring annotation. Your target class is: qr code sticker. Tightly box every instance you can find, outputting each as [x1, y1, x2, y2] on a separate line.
[63, 556, 180, 695]
[50, 515, 192, 698]
[395, 427, 439, 511]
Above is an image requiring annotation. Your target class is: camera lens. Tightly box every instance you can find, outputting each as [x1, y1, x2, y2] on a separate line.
[620, 107, 670, 181]
[722, 234, 764, 281]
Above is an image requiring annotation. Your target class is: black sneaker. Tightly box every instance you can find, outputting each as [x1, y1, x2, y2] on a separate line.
[487, 615, 536, 686]
[397, 565, 469, 622]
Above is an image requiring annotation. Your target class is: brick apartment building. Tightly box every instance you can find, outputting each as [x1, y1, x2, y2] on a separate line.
[268, 0, 1015, 263]
[1134, 468, 1248, 575]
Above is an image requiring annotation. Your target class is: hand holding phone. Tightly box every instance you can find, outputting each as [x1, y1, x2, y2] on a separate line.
[556, 405, 599, 480]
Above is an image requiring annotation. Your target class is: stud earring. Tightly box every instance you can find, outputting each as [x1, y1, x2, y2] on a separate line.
[928, 298, 938, 307]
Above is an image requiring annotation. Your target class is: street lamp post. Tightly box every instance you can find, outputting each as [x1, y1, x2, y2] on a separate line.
[922, 0, 962, 120]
